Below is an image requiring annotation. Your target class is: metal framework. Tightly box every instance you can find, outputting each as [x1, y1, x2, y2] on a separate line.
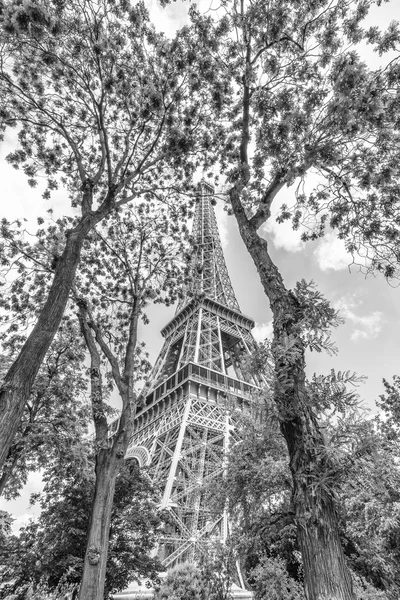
[126, 181, 264, 568]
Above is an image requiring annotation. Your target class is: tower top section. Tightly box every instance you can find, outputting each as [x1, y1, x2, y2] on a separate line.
[178, 181, 241, 313]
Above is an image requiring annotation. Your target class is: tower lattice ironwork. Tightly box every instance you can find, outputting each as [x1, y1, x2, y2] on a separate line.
[125, 182, 264, 568]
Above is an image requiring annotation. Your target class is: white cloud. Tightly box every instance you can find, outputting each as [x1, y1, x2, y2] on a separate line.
[261, 218, 305, 253]
[350, 313, 384, 341]
[314, 232, 371, 273]
[0, 471, 43, 533]
[252, 321, 273, 342]
[26, 470, 43, 493]
[11, 512, 34, 533]
[0, 130, 72, 225]
[314, 233, 352, 271]
[147, 0, 189, 37]
[334, 295, 385, 341]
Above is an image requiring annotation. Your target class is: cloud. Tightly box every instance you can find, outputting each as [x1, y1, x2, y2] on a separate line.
[334, 295, 385, 341]
[261, 218, 305, 253]
[0, 471, 43, 533]
[11, 512, 34, 533]
[252, 321, 273, 342]
[26, 470, 43, 493]
[350, 313, 384, 341]
[147, 0, 189, 37]
[314, 233, 353, 271]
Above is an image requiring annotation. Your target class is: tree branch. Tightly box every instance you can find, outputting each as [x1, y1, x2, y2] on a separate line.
[249, 172, 286, 229]
[76, 299, 109, 444]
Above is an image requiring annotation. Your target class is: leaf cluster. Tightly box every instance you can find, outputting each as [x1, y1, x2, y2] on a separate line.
[188, 0, 400, 279]
[0, 318, 89, 499]
[0, 458, 164, 599]
[0, 0, 214, 204]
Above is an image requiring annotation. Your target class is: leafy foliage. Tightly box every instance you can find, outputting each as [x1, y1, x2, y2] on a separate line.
[154, 563, 207, 600]
[0, 320, 89, 498]
[337, 378, 400, 599]
[191, 0, 400, 278]
[0, 0, 210, 199]
[0, 459, 164, 600]
[74, 201, 188, 377]
[210, 397, 300, 588]
[198, 543, 235, 600]
[210, 374, 400, 598]
[154, 547, 236, 600]
[71, 201, 188, 598]
[250, 556, 305, 600]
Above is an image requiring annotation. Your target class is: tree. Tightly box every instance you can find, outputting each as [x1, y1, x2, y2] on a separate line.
[186, 1, 400, 598]
[0, 456, 163, 600]
[211, 370, 400, 599]
[0, 0, 209, 473]
[338, 378, 400, 599]
[73, 202, 187, 599]
[0, 320, 89, 498]
[198, 542, 235, 600]
[208, 395, 298, 589]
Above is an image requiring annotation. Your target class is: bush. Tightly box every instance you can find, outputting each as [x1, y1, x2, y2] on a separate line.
[250, 557, 305, 600]
[153, 563, 207, 600]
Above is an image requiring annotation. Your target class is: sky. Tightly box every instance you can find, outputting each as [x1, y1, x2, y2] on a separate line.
[1, 0, 399, 532]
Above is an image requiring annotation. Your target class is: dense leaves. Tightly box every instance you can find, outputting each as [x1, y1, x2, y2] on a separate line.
[210, 381, 400, 599]
[189, 0, 400, 278]
[0, 459, 163, 600]
[0, 0, 210, 199]
[339, 378, 400, 599]
[154, 563, 207, 600]
[154, 552, 235, 600]
[0, 320, 89, 498]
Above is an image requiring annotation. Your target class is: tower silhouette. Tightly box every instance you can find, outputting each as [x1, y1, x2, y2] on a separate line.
[126, 182, 263, 569]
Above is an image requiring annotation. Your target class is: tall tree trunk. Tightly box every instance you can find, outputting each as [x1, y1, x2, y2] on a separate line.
[279, 378, 354, 600]
[230, 190, 355, 600]
[77, 301, 134, 600]
[77, 406, 132, 600]
[78, 446, 122, 600]
[0, 209, 102, 473]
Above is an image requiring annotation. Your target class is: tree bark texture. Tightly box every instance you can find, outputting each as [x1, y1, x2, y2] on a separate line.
[0, 208, 105, 474]
[230, 189, 355, 600]
[78, 447, 121, 600]
[77, 299, 134, 600]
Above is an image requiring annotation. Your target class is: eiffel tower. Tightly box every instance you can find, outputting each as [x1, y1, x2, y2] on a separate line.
[125, 181, 262, 571]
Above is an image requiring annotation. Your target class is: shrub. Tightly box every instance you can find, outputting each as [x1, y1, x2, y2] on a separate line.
[153, 563, 207, 600]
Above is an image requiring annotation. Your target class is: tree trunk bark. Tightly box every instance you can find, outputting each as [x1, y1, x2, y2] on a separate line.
[0, 212, 99, 473]
[281, 406, 354, 600]
[230, 190, 355, 600]
[78, 446, 122, 600]
[77, 302, 134, 600]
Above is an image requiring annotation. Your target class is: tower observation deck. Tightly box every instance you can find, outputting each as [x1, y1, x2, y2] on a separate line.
[124, 181, 264, 569]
